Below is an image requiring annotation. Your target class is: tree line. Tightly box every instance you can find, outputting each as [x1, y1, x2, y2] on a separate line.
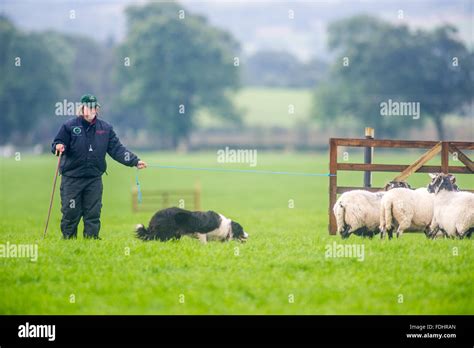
[0, 4, 472, 146]
[313, 15, 473, 140]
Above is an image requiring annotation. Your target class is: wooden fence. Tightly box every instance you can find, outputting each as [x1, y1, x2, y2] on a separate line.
[328, 128, 474, 234]
[132, 181, 201, 213]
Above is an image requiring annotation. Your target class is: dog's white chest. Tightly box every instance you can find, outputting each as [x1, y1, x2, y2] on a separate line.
[199, 214, 231, 242]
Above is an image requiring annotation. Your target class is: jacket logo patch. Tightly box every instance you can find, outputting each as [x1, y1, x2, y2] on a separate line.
[72, 127, 82, 135]
[96, 130, 107, 135]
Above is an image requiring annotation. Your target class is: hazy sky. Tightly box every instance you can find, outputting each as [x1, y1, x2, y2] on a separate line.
[1, 0, 472, 61]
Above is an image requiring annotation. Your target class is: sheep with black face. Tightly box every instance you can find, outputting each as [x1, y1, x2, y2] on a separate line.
[427, 173, 473, 239]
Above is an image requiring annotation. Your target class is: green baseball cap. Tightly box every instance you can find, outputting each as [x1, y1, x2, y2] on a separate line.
[80, 94, 101, 108]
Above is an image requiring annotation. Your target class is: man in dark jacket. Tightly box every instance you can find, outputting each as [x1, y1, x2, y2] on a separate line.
[52, 94, 147, 239]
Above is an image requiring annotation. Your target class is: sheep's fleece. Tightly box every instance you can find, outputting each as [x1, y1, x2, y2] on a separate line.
[334, 190, 385, 237]
[379, 187, 434, 236]
[430, 190, 474, 238]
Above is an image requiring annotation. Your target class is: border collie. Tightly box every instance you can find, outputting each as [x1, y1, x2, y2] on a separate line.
[135, 207, 249, 243]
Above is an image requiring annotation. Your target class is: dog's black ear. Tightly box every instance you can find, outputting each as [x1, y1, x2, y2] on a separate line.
[174, 212, 192, 226]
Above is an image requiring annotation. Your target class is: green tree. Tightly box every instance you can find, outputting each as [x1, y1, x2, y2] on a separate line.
[33, 31, 119, 143]
[0, 16, 69, 144]
[244, 50, 327, 88]
[41, 32, 118, 108]
[116, 2, 240, 147]
[244, 50, 300, 87]
[313, 16, 473, 139]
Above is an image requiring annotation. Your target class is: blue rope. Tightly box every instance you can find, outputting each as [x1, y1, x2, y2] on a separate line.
[135, 169, 142, 204]
[135, 164, 334, 205]
[145, 164, 334, 177]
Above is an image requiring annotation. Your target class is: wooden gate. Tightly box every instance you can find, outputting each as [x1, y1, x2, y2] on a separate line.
[328, 128, 474, 234]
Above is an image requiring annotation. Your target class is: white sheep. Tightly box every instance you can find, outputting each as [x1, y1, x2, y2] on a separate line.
[427, 173, 474, 239]
[379, 186, 434, 239]
[334, 181, 409, 239]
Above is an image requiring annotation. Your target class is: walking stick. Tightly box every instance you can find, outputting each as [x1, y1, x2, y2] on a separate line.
[43, 152, 62, 239]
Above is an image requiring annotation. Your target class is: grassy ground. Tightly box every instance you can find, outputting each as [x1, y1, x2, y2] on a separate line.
[197, 87, 313, 128]
[0, 151, 473, 314]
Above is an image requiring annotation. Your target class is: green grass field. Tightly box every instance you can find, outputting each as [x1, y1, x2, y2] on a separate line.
[197, 87, 313, 128]
[0, 151, 473, 314]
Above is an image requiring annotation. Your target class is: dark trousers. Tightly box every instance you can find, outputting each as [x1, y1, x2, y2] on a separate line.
[60, 175, 103, 239]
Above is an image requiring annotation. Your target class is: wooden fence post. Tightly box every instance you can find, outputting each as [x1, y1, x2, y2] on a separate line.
[441, 142, 449, 174]
[329, 138, 337, 235]
[364, 127, 374, 187]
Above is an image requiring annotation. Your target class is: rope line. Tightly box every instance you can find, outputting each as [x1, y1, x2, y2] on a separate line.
[135, 164, 334, 205]
[135, 169, 143, 204]
[145, 163, 334, 177]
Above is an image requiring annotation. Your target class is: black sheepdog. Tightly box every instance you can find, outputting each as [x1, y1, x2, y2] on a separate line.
[136, 207, 248, 242]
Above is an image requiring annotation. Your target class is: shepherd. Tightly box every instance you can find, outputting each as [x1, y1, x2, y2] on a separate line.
[51, 94, 147, 239]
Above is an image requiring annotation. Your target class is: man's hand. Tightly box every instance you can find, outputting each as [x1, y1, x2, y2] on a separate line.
[55, 143, 65, 156]
[137, 160, 147, 169]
